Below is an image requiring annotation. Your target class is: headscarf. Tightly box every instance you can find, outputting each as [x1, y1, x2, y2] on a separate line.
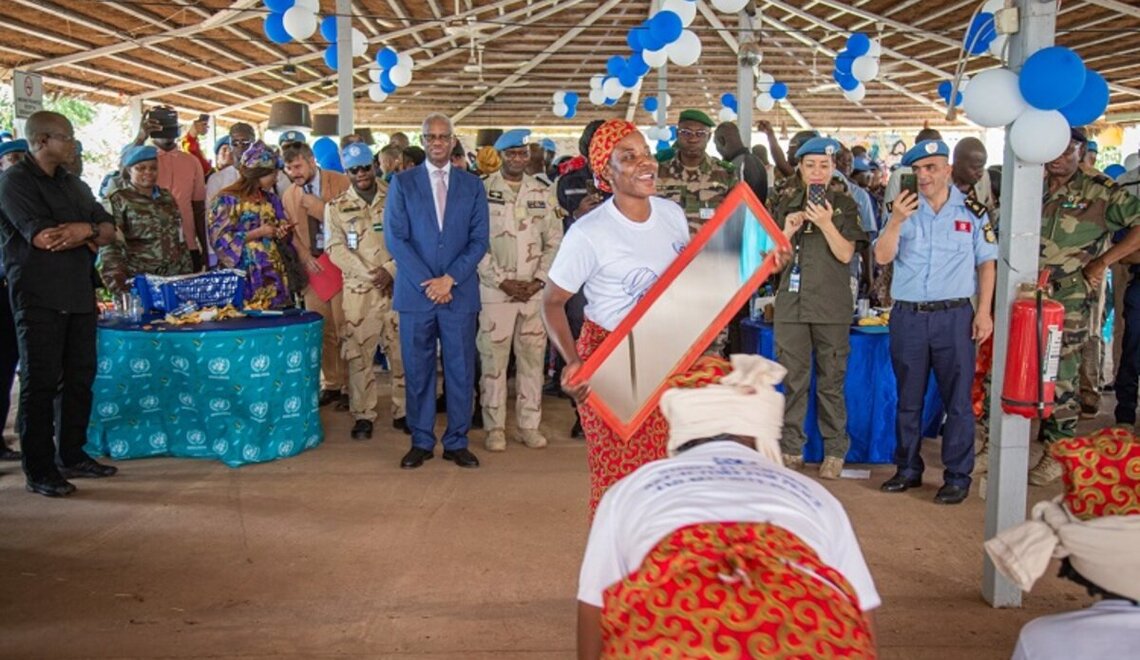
[475, 146, 501, 175]
[659, 354, 787, 465]
[588, 119, 638, 193]
[238, 140, 280, 177]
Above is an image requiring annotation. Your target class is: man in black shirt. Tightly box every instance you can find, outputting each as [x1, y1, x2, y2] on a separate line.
[0, 111, 117, 497]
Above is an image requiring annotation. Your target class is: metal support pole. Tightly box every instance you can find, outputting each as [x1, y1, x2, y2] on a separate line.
[335, 0, 354, 137]
[735, 11, 754, 148]
[128, 96, 143, 137]
[983, 0, 1057, 608]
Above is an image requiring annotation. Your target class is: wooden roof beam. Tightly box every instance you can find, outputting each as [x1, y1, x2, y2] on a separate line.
[386, 0, 437, 59]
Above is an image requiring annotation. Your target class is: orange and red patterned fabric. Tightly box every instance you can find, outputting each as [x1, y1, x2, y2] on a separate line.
[587, 119, 639, 193]
[578, 319, 729, 515]
[1051, 427, 1140, 520]
[601, 522, 876, 659]
[972, 334, 993, 418]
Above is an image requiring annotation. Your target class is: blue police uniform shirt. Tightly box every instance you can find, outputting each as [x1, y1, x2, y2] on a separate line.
[887, 185, 997, 302]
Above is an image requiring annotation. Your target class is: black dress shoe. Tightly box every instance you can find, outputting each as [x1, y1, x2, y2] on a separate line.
[880, 473, 922, 493]
[318, 389, 340, 407]
[0, 446, 22, 461]
[350, 419, 373, 440]
[392, 417, 411, 435]
[570, 419, 584, 439]
[335, 393, 350, 411]
[934, 483, 969, 505]
[60, 459, 118, 479]
[400, 447, 434, 469]
[442, 448, 480, 468]
[26, 475, 77, 497]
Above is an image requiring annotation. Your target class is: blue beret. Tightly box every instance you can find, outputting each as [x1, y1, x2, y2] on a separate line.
[278, 130, 307, 146]
[540, 138, 557, 153]
[795, 137, 841, 160]
[901, 140, 950, 167]
[852, 155, 873, 173]
[494, 128, 531, 152]
[0, 131, 13, 141]
[0, 139, 28, 158]
[121, 145, 158, 167]
[1087, 140, 1099, 153]
[213, 135, 230, 155]
[341, 143, 373, 169]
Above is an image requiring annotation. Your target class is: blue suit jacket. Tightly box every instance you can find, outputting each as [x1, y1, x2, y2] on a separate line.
[383, 164, 490, 314]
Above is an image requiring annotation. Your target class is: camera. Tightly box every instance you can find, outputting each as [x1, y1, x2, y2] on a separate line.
[147, 106, 180, 140]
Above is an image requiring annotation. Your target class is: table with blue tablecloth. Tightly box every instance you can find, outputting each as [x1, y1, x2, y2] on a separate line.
[86, 312, 325, 467]
[740, 318, 943, 464]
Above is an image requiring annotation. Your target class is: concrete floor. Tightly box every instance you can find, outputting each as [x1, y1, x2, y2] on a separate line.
[0, 375, 1102, 659]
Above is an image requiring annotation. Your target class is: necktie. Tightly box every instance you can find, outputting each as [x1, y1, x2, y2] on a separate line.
[434, 169, 448, 230]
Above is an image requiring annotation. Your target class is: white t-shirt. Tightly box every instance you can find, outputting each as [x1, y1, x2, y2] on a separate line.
[577, 442, 881, 611]
[548, 196, 689, 331]
[1012, 600, 1140, 659]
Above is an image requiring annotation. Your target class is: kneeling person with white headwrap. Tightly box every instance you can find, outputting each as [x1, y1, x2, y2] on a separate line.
[576, 354, 880, 660]
[984, 428, 1140, 660]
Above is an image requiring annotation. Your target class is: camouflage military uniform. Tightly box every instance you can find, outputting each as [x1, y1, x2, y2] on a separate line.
[325, 183, 405, 423]
[98, 179, 193, 293]
[1040, 170, 1140, 443]
[477, 172, 563, 439]
[656, 154, 735, 236]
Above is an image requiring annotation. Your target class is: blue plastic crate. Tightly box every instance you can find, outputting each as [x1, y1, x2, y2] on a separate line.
[134, 269, 246, 312]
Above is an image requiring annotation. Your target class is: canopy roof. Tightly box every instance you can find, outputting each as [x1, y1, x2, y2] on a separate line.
[3, 0, 1139, 131]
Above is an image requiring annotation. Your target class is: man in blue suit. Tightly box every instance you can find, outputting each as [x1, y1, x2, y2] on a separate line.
[384, 113, 490, 469]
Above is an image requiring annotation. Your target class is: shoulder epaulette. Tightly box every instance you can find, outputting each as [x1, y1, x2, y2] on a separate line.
[964, 195, 987, 219]
[1091, 172, 1117, 189]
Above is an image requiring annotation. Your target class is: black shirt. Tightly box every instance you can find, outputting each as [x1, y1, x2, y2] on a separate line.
[0, 154, 114, 313]
[555, 165, 611, 231]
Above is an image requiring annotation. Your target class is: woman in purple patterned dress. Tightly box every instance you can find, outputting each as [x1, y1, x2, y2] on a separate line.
[209, 141, 294, 309]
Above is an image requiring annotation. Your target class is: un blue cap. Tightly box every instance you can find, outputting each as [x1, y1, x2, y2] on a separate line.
[494, 128, 531, 151]
[1087, 140, 1099, 153]
[341, 143, 373, 169]
[794, 136, 841, 160]
[214, 135, 230, 155]
[0, 139, 28, 158]
[852, 155, 873, 173]
[540, 138, 557, 153]
[121, 145, 158, 167]
[901, 140, 950, 167]
[278, 130, 307, 146]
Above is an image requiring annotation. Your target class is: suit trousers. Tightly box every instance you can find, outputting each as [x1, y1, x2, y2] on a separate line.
[400, 307, 477, 451]
[14, 306, 97, 480]
[303, 286, 347, 393]
[0, 282, 19, 440]
[774, 321, 851, 459]
[1114, 274, 1140, 425]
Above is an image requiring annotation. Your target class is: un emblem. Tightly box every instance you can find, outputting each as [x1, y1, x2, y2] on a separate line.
[139, 395, 160, 411]
[212, 439, 228, 455]
[98, 402, 119, 418]
[179, 392, 195, 408]
[148, 432, 167, 450]
[278, 440, 295, 456]
[209, 398, 231, 413]
[242, 445, 261, 462]
[251, 354, 271, 373]
[129, 358, 150, 375]
[283, 396, 302, 414]
[286, 350, 303, 369]
[171, 356, 190, 371]
[207, 357, 230, 376]
[97, 358, 112, 374]
[109, 439, 129, 458]
[249, 402, 269, 420]
[305, 434, 320, 448]
[186, 430, 206, 446]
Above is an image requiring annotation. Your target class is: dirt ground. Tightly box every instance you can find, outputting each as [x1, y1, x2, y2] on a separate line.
[0, 377, 1103, 659]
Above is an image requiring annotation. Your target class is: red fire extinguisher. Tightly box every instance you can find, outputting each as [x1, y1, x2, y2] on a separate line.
[1001, 270, 1064, 418]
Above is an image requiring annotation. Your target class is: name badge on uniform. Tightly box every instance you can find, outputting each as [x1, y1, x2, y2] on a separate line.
[527, 201, 546, 210]
[954, 220, 972, 233]
[372, 221, 383, 233]
[699, 206, 715, 220]
[346, 230, 359, 250]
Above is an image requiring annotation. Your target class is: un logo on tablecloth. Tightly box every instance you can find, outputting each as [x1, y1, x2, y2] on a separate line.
[251, 354, 271, 374]
[305, 434, 320, 449]
[139, 395, 160, 411]
[242, 445, 261, 462]
[171, 356, 190, 372]
[283, 396, 301, 417]
[109, 439, 129, 458]
[148, 432, 167, 450]
[179, 392, 196, 409]
[97, 402, 119, 419]
[286, 350, 303, 370]
[212, 439, 228, 455]
[208, 357, 230, 376]
[129, 358, 150, 375]
[309, 346, 319, 367]
[249, 402, 269, 421]
[186, 430, 206, 446]
[97, 358, 112, 375]
[278, 440, 294, 456]
[209, 398, 231, 413]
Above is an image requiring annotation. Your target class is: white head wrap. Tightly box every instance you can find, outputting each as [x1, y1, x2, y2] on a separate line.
[659, 354, 786, 465]
[983, 496, 1140, 602]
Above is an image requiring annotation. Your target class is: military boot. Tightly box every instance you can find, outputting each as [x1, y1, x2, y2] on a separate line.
[517, 428, 548, 449]
[1028, 452, 1062, 486]
[782, 453, 805, 470]
[485, 429, 507, 452]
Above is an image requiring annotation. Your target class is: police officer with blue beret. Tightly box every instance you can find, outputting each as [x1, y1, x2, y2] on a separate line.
[873, 139, 997, 505]
[0, 139, 29, 173]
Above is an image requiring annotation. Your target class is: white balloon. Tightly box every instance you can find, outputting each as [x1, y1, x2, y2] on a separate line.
[553, 91, 566, 104]
[368, 86, 387, 103]
[844, 84, 866, 102]
[351, 28, 368, 58]
[1125, 153, 1140, 171]
[755, 93, 775, 111]
[667, 30, 701, 67]
[553, 102, 569, 117]
[982, 0, 1004, 12]
[602, 76, 624, 99]
[851, 56, 879, 82]
[711, 0, 749, 13]
[589, 88, 606, 106]
[397, 52, 414, 71]
[661, 0, 697, 27]
[988, 34, 1008, 59]
[647, 126, 662, 141]
[389, 64, 412, 87]
[718, 107, 737, 123]
[962, 67, 1026, 128]
[643, 47, 668, 69]
[1010, 109, 1070, 164]
[868, 40, 882, 58]
[294, 0, 319, 11]
[590, 74, 605, 90]
[663, 92, 672, 107]
[282, 7, 318, 40]
[755, 71, 774, 93]
[368, 66, 382, 82]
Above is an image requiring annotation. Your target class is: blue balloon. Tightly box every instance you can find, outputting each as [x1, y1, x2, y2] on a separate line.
[376, 47, 399, 70]
[627, 29, 644, 53]
[770, 82, 788, 100]
[834, 70, 859, 92]
[937, 80, 953, 101]
[835, 50, 854, 75]
[644, 96, 659, 112]
[263, 13, 292, 44]
[618, 67, 640, 88]
[312, 136, 339, 162]
[720, 92, 736, 108]
[564, 91, 579, 107]
[323, 44, 338, 71]
[607, 56, 626, 77]
[318, 153, 344, 173]
[1020, 46, 1086, 110]
[650, 10, 683, 44]
[379, 70, 396, 94]
[964, 13, 996, 55]
[1059, 69, 1109, 126]
[638, 20, 665, 52]
[656, 140, 671, 153]
[1106, 164, 1127, 179]
[627, 52, 650, 77]
[320, 15, 338, 42]
[669, 126, 677, 141]
[846, 33, 871, 57]
[603, 97, 618, 107]
[564, 105, 577, 119]
[263, 0, 294, 13]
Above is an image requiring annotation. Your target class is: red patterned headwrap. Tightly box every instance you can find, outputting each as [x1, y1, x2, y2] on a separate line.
[588, 119, 639, 193]
[1051, 428, 1140, 520]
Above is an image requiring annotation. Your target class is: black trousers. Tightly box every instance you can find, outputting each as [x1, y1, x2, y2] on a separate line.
[14, 306, 97, 480]
[0, 282, 19, 439]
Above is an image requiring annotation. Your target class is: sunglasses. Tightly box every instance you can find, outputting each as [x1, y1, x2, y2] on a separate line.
[347, 165, 372, 174]
[677, 128, 710, 139]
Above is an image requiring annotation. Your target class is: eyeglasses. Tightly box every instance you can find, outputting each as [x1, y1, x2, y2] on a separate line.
[48, 132, 75, 143]
[677, 128, 710, 139]
[423, 133, 453, 144]
[346, 165, 372, 174]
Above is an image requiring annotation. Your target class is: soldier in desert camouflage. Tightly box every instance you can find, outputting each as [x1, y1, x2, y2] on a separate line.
[477, 129, 563, 452]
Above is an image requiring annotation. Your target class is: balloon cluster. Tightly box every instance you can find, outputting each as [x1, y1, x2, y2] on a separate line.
[312, 136, 345, 173]
[368, 47, 415, 102]
[833, 32, 880, 103]
[966, 0, 1010, 58]
[592, 1, 701, 106]
[961, 46, 1110, 164]
[262, 0, 319, 44]
[937, 79, 965, 107]
[754, 73, 789, 111]
[646, 124, 677, 153]
[719, 93, 739, 122]
[318, 15, 368, 70]
[552, 91, 579, 119]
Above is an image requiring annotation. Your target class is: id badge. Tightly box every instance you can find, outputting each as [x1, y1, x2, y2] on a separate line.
[699, 205, 715, 220]
[346, 230, 359, 251]
[788, 265, 801, 293]
[315, 232, 325, 251]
